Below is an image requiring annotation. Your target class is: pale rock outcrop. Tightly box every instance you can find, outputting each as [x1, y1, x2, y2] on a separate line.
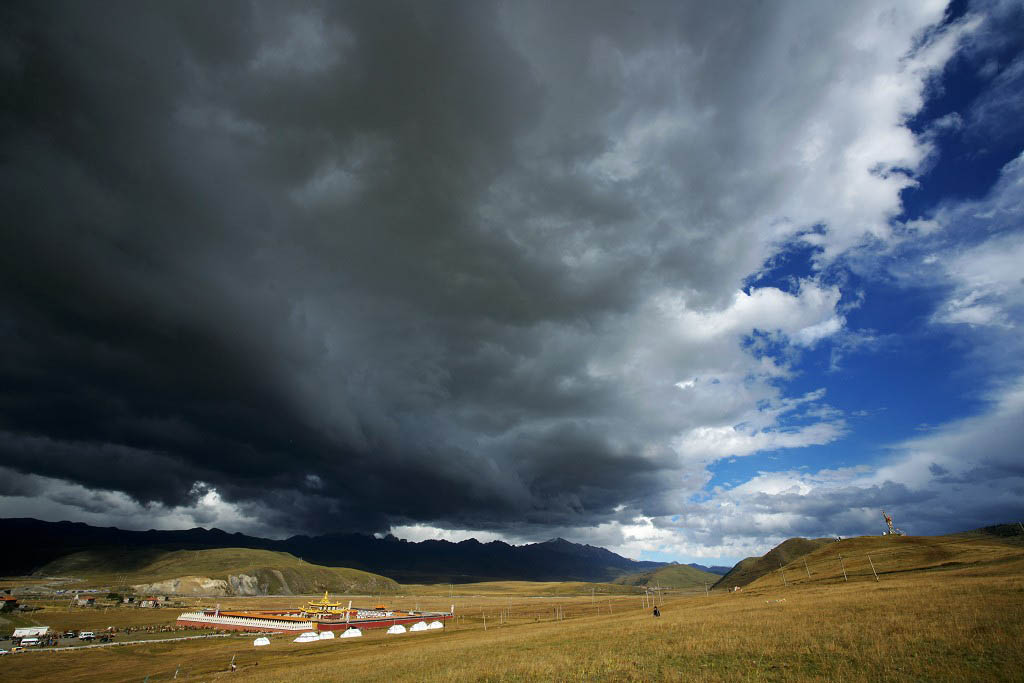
[228, 574, 259, 595]
[132, 576, 230, 596]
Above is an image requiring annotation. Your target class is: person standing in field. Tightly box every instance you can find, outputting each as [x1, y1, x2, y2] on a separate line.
[652, 606, 660, 617]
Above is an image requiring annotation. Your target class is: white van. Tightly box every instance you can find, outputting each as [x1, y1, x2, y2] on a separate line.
[79, 632, 96, 640]
[19, 638, 40, 647]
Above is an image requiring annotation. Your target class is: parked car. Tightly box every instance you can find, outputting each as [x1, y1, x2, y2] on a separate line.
[19, 637, 40, 647]
[10, 647, 24, 654]
[78, 632, 96, 640]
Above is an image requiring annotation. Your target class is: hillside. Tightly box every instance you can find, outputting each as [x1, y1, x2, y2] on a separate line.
[713, 537, 837, 589]
[613, 563, 719, 590]
[36, 547, 400, 596]
[744, 526, 1024, 590]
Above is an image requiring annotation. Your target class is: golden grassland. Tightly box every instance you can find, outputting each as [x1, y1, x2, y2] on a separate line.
[2, 535, 1022, 682]
[1, 604, 196, 633]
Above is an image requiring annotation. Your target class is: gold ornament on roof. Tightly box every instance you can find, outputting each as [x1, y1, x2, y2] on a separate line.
[302, 591, 345, 614]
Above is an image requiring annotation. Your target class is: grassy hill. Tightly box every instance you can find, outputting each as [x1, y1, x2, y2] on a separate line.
[613, 563, 719, 590]
[713, 536, 837, 589]
[745, 526, 1024, 590]
[36, 547, 400, 596]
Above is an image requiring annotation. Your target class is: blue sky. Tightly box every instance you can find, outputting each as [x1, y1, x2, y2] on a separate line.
[666, 0, 1024, 564]
[1, 0, 1023, 567]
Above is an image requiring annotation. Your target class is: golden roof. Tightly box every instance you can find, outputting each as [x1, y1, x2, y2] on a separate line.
[303, 591, 342, 611]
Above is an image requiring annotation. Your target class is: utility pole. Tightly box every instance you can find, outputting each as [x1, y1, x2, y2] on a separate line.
[804, 558, 811, 580]
[868, 555, 879, 582]
[838, 554, 848, 581]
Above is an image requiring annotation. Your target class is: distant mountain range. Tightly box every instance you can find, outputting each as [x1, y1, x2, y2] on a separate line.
[0, 518, 668, 583]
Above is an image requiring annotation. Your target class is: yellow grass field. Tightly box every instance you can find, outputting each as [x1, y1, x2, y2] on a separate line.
[2, 535, 1022, 681]
[1, 605, 190, 633]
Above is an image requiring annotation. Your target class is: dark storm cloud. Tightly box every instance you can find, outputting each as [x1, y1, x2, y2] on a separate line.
[1, 0, 686, 535]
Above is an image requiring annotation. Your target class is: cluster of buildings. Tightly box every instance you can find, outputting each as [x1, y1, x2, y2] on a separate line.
[71, 593, 169, 608]
[176, 592, 453, 633]
[121, 595, 167, 608]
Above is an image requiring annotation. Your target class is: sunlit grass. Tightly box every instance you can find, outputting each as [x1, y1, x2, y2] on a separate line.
[3, 536, 1022, 681]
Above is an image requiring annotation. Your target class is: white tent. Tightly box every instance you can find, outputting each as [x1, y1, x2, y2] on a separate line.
[340, 628, 362, 638]
[293, 631, 320, 643]
[13, 627, 49, 638]
[427, 621, 445, 629]
[253, 637, 270, 647]
[409, 621, 429, 632]
[386, 624, 407, 634]
[318, 631, 335, 640]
